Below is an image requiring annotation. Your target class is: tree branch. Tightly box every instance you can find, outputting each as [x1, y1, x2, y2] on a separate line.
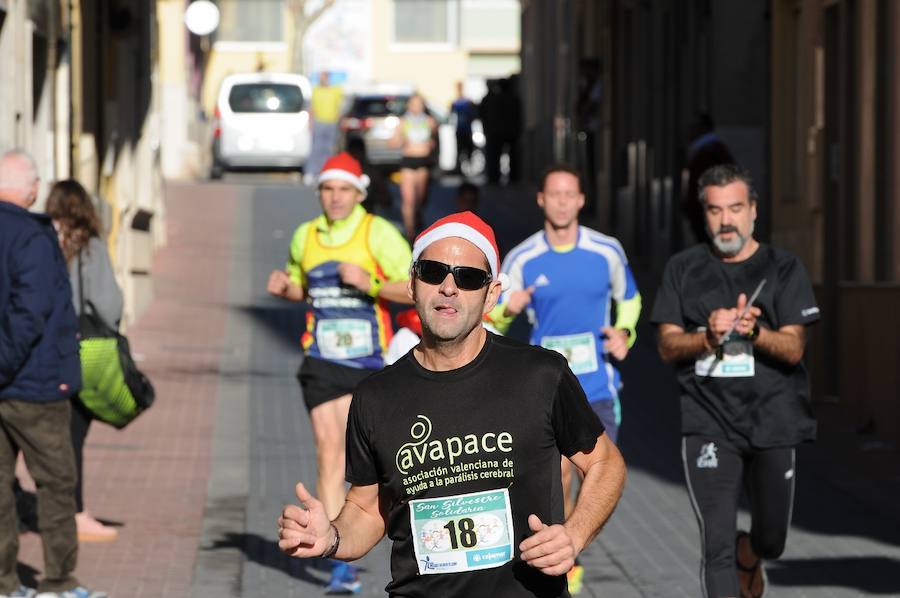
[307, 0, 336, 26]
[286, 0, 337, 72]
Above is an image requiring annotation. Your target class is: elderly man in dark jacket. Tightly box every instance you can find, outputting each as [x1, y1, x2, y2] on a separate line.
[0, 150, 105, 598]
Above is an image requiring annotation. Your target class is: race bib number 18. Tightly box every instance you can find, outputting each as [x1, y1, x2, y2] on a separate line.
[409, 489, 515, 575]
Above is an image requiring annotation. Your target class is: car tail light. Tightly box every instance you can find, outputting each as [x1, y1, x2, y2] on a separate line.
[212, 107, 221, 138]
[341, 117, 371, 132]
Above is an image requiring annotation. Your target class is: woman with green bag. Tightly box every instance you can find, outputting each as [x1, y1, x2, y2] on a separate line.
[46, 180, 122, 543]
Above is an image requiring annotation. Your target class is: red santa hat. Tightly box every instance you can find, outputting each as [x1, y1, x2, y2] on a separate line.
[317, 152, 370, 197]
[412, 211, 509, 290]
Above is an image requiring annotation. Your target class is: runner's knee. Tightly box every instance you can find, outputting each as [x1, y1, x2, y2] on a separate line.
[702, 527, 735, 565]
[751, 528, 787, 560]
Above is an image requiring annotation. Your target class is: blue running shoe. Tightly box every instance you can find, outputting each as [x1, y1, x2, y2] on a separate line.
[35, 588, 107, 598]
[325, 561, 361, 595]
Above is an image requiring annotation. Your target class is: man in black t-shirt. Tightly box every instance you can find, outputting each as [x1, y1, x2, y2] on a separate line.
[650, 164, 820, 598]
[278, 211, 626, 597]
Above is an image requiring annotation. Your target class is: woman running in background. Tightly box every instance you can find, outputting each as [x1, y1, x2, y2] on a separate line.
[392, 92, 436, 240]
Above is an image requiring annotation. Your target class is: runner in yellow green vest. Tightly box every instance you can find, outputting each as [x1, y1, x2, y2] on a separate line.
[267, 151, 412, 593]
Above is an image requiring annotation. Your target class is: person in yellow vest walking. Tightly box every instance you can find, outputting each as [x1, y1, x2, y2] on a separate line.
[267, 151, 412, 593]
[305, 71, 345, 185]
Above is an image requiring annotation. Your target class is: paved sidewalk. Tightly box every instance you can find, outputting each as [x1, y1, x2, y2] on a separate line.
[17, 182, 240, 596]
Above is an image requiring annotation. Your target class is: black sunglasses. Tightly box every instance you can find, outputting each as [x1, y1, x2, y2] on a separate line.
[413, 259, 492, 290]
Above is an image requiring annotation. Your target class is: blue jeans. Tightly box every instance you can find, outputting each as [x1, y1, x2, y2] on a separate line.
[307, 121, 339, 176]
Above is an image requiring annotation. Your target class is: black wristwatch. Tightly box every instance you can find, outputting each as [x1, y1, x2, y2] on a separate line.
[746, 322, 761, 342]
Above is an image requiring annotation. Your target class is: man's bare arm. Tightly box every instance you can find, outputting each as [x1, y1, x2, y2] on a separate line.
[333, 484, 387, 560]
[729, 294, 806, 366]
[749, 325, 805, 366]
[267, 270, 305, 302]
[279, 483, 384, 561]
[657, 323, 712, 363]
[378, 281, 415, 305]
[519, 434, 626, 576]
[336, 263, 414, 305]
[564, 434, 626, 553]
[660, 318, 806, 366]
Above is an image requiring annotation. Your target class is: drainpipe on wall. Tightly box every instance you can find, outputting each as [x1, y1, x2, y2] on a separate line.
[69, 0, 82, 183]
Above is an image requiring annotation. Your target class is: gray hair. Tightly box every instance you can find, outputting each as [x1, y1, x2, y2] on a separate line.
[697, 164, 758, 205]
[0, 149, 40, 192]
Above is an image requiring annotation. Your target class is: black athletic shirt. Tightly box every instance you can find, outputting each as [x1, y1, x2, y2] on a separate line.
[650, 243, 820, 448]
[345, 332, 604, 598]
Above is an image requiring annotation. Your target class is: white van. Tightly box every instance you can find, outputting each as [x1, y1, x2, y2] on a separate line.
[211, 73, 312, 178]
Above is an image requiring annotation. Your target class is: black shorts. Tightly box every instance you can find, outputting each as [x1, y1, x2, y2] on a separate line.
[296, 356, 376, 412]
[400, 155, 432, 170]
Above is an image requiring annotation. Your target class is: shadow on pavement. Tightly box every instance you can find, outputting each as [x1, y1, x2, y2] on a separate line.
[616, 321, 686, 488]
[202, 532, 368, 587]
[790, 467, 900, 546]
[156, 365, 286, 380]
[767, 556, 900, 594]
[237, 303, 309, 353]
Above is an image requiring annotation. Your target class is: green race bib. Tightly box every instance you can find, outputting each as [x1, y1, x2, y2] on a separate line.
[541, 332, 599, 375]
[316, 319, 374, 360]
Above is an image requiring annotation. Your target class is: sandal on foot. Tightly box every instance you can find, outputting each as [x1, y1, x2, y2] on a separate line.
[75, 512, 118, 543]
[735, 531, 767, 598]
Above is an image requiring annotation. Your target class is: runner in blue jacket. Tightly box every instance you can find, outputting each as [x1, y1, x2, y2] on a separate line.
[488, 164, 640, 594]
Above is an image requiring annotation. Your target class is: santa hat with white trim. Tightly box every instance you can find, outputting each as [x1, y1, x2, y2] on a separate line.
[317, 152, 370, 198]
[412, 211, 509, 290]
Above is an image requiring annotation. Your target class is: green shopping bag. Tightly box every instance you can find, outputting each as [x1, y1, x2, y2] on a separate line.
[76, 253, 154, 428]
[78, 323, 154, 428]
